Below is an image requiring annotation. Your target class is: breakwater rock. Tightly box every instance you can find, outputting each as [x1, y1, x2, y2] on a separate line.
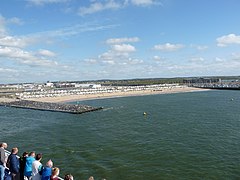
[0, 100, 103, 114]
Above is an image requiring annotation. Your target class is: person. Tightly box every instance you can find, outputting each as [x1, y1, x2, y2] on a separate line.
[50, 167, 59, 180]
[32, 153, 43, 180]
[7, 147, 20, 180]
[19, 152, 28, 180]
[64, 174, 73, 180]
[24, 151, 36, 179]
[41, 160, 53, 180]
[88, 176, 94, 180]
[0, 142, 7, 180]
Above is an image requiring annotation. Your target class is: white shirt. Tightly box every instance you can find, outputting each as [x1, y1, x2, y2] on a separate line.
[32, 160, 42, 180]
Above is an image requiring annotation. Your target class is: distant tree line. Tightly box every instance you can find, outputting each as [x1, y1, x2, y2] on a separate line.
[65, 76, 240, 86]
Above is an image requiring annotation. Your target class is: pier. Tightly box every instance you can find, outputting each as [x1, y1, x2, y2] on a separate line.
[190, 83, 240, 90]
[0, 100, 103, 114]
[184, 77, 240, 90]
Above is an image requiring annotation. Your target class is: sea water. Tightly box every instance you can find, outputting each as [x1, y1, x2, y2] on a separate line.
[1, 90, 240, 179]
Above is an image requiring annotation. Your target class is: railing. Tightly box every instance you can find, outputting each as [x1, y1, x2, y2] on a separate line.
[5, 149, 64, 180]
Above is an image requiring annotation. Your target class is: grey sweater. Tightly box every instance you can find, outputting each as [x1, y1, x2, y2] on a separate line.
[0, 147, 6, 166]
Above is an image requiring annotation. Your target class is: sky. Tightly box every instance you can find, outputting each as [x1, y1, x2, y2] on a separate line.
[0, 0, 240, 83]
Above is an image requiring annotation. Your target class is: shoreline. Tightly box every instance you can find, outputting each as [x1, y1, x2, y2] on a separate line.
[25, 87, 209, 103]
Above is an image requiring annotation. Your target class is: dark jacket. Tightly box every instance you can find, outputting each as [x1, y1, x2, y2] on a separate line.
[8, 153, 20, 174]
[19, 156, 27, 180]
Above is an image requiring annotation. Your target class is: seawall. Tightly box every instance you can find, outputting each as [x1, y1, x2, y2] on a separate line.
[0, 100, 103, 114]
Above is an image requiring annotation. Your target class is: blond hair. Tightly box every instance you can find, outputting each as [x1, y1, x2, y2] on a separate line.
[52, 167, 60, 176]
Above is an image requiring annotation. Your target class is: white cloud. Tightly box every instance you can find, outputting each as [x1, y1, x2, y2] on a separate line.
[84, 58, 98, 64]
[102, 60, 115, 65]
[78, 0, 160, 16]
[99, 51, 115, 60]
[0, 15, 23, 36]
[215, 57, 224, 62]
[153, 55, 166, 62]
[0, 36, 28, 48]
[97, 51, 116, 65]
[26, 0, 69, 6]
[0, 17, 61, 70]
[196, 45, 208, 50]
[153, 55, 161, 61]
[0, 46, 58, 67]
[90, 37, 139, 67]
[37, 49, 56, 57]
[189, 57, 205, 63]
[29, 23, 118, 40]
[217, 34, 240, 47]
[231, 53, 240, 61]
[78, 0, 121, 16]
[130, 0, 160, 6]
[7, 17, 24, 25]
[106, 37, 139, 44]
[126, 58, 143, 65]
[0, 22, 118, 49]
[154, 43, 184, 51]
[0, 67, 17, 73]
[112, 44, 136, 52]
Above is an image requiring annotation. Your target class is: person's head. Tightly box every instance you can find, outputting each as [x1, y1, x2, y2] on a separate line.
[22, 152, 29, 157]
[11, 147, 18, 154]
[52, 167, 60, 177]
[88, 176, 94, 180]
[35, 153, 42, 161]
[0, 142, 7, 149]
[29, 151, 35, 157]
[46, 159, 53, 168]
[64, 174, 74, 180]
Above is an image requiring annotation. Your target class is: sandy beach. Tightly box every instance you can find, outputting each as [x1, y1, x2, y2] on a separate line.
[25, 86, 208, 103]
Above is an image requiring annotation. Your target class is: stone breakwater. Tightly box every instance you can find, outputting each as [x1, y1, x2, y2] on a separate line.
[0, 100, 103, 114]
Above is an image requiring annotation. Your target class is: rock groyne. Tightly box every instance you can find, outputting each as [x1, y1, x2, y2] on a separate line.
[0, 100, 103, 114]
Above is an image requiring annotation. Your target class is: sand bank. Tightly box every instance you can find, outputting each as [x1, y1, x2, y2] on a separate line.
[27, 87, 208, 103]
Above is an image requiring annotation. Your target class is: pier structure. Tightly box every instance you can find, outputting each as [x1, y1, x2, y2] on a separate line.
[0, 100, 103, 114]
[183, 77, 240, 90]
[190, 83, 240, 90]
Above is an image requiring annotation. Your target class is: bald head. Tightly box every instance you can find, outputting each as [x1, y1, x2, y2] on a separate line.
[46, 159, 53, 168]
[0, 142, 7, 149]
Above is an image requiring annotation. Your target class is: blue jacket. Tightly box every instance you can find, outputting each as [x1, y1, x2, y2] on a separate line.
[24, 156, 35, 176]
[8, 154, 19, 174]
[41, 167, 52, 180]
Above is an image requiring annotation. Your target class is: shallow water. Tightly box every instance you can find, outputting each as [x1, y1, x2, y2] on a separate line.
[1, 90, 240, 179]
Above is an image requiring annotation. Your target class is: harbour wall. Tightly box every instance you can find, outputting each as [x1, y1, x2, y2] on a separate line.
[0, 100, 103, 114]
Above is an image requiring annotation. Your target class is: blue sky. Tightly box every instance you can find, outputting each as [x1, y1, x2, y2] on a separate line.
[0, 0, 240, 83]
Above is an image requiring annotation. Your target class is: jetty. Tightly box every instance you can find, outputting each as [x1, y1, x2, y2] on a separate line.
[0, 100, 103, 114]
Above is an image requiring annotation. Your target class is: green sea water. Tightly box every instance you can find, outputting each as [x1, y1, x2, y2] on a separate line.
[1, 90, 240, 180]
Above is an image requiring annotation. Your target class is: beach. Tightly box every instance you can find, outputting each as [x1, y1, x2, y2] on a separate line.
[26, 86, 208, 103]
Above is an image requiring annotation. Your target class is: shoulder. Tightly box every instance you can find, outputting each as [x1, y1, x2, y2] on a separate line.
[8, 154, 14, 160]
[33, 160, 41, 166]
[27, 156, 35, 162]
